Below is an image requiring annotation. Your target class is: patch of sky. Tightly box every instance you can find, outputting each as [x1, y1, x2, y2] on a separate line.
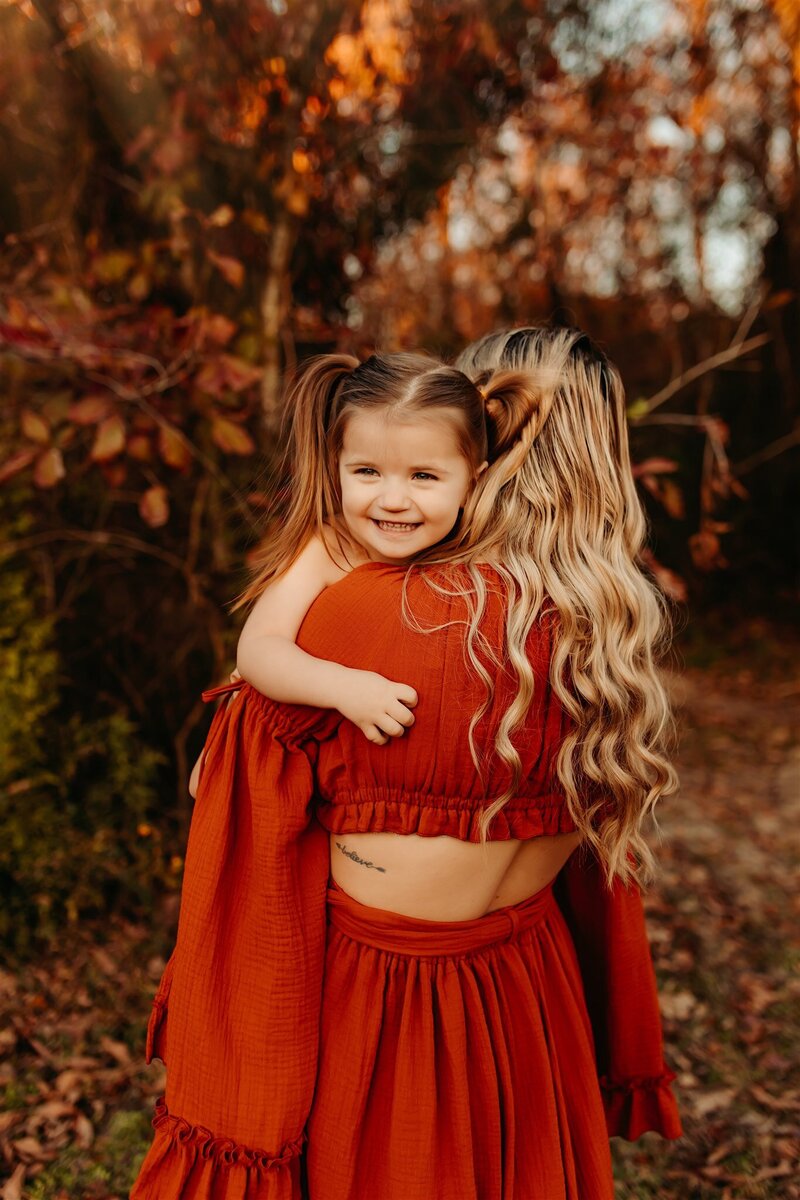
[767, 126, 792, 173]
[497, 123, 521, 157]
[702, 228, 755, 314]
[714, 180, 750, 224]
[550, 0, 673, 78]
[647, 115, 694, 151]
[703, 125, 726, 154]
[656, 213, 703, 305]
[566, 212, 625, 298]
[379, 129, 403, 156]
[448, 213, 481, 253]
[345, 295, 364, 330]
[486, 178, 513, 205]
[651, 178, 685, 222]
[553, 141, 582, 164]
[343, 254, 362, 281]
[717, 47, 742, 77]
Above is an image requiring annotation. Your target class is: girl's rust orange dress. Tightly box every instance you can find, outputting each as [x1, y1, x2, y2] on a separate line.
[130, 563, 682, 1200]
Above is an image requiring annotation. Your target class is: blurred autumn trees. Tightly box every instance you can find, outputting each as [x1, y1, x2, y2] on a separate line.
[0, 0, 798, 950]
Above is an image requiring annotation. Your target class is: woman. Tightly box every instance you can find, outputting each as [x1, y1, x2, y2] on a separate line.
[131, 325, 682, 1200]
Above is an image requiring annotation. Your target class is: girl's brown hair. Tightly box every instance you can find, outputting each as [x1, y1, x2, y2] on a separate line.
[230, 351, 536, 608]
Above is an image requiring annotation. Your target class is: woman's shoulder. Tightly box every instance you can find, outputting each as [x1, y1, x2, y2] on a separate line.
[297, 558, 557, 664]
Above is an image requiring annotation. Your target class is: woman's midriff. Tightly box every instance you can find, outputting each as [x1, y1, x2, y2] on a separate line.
[328, 829, 582, 922]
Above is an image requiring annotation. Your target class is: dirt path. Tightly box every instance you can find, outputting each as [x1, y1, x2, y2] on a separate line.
[613, 643, 800, 1199]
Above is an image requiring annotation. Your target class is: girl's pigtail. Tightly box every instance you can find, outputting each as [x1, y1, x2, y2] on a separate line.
[286, 353, 359, 475]
[227, 354, 359, 610]
[279, 353, 359, 563]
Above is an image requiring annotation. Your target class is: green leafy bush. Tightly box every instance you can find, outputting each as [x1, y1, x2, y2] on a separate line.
[0, 489, 168, 958]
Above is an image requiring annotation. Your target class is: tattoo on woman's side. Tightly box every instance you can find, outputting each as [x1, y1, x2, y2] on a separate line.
[335, 842, 387, 873]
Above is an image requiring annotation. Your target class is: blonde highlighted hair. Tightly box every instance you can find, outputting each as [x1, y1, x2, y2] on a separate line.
[447, 325, 679, 890]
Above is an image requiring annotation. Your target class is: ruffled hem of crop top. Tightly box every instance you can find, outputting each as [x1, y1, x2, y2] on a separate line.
[314, 793, 578, 841]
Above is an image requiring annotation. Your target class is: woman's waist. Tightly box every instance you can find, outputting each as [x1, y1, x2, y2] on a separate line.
[324, 868, 565, 953]
[327, 828, 582, 922]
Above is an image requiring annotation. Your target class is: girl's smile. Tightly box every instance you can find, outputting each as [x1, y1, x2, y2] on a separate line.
[339, 409, 481, 563]
[372, 519, 422, 533]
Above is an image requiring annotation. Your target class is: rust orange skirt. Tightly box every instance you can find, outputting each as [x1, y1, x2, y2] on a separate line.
[304, 878, 615, 1200]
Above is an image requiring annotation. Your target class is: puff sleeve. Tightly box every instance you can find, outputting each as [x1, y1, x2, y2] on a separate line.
[130, 679, 339, 1200]
[553, 846, 683, 1141]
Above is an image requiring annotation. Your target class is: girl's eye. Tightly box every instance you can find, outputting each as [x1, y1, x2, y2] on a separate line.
[354, 467, 378, 476]
[413, 472, 438, 481]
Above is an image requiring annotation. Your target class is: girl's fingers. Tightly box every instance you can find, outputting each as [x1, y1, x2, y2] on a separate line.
[377, 715, 406, 738]
[388, 701, 415, 727]
[365, 726, 389, 745]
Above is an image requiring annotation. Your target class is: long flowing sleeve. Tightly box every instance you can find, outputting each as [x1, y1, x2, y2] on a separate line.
[130, 679, 339, 1200]
[553, 846, 683, 1141]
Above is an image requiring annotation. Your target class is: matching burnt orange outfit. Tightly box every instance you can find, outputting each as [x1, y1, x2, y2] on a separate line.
[130, 562, 682, 1200]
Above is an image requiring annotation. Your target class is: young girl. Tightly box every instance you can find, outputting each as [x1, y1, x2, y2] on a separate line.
[232, 351, 496, 746]
[188, 349, 511, 798]
[135, 330, 682, 1200]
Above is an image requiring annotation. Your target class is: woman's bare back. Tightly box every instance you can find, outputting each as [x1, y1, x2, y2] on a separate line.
[328, 830, 582, 921]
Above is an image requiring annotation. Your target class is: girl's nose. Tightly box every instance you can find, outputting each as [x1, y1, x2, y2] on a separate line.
[378, 483, 412, 510]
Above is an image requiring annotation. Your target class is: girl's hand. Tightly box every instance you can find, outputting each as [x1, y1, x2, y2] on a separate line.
[338, 670, 418, 746]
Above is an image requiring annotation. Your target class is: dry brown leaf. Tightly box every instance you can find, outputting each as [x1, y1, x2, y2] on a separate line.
[210, 415, 256, 456]
[751, 1084, 800, 1112]
[692, 1087, 737, 1117]
[73, 1111, 95, 1149]
[54, 1069, 85, 1099]
[33, 447, 65, 488]
[67, 395, 111, 425]
[158, 424, 192, 471]
[89, 415, 126, 463]
[20, 409, 50, 444]
[207, 249, 245, 288]
[0, 1110, 24, 1135]
[659, 989, 696, 1020]
[139, 484, 170, 528]
[26, 1037, 58, 1064]
[10, 1135, 47, 1162]
[0, 448, 36, 485]
[99, 1035, 132, 1066]
[0, 1162, 27, 1200]
[90, 947, 117, 976]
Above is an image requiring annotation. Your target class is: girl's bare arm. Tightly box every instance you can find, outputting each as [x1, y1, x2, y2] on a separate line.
[236, 536, 417, 744]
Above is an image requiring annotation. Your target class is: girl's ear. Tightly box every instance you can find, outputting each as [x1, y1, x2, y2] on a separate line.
[476, 459, 489, 478]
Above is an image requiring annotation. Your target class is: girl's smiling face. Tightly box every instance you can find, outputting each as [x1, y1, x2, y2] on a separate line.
[338, 408, 484, 563]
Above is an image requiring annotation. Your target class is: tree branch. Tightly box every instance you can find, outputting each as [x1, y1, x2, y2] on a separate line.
[637, 333, 772, 418]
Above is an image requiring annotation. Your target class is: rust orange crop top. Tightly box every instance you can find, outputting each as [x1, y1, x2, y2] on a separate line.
[298, 560, 578, 841]
[130, 561, 681, 1200]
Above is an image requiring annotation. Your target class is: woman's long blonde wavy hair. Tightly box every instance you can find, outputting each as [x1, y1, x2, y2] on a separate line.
[449, 325, 680, 890]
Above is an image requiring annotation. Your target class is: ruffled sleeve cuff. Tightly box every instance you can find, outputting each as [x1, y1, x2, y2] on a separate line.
[130, 1098, 304, 1199]
[600, 1070, 683, 1141]
[200, 677, 339, 747]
